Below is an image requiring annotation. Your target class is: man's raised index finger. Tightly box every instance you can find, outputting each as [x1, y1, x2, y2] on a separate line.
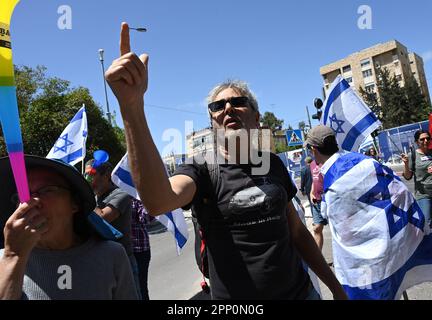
[120, 22, 131, 56]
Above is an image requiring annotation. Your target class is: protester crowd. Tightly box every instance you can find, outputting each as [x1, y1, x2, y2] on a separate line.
[1, 22, 432, 301]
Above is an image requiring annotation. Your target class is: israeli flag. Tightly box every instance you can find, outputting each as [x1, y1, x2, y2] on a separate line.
[111, 153, 189, 255]
[358, 135, 374, 153]
[322, 76, 381, 152]
[321, 151, 432, 299]
[47, 106, 88, 166]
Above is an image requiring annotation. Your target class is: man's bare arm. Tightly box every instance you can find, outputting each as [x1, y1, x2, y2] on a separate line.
[105, 23, 196, 215]
[287, 201, 347, 300]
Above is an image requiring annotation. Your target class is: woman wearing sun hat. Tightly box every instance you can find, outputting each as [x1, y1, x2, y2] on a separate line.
[0, 155, 138, 300]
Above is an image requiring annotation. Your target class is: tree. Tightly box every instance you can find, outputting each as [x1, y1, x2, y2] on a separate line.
[298, 121, 306, 131]
[274, 141, 289, 154]
[1, 65, 126, 165]
[260, 111, 284, 131]
[360, 68, 431, 129]
[404, 75, 430, 122]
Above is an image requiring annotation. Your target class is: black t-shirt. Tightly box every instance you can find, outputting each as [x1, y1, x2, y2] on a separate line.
[173, 153, 311, 299]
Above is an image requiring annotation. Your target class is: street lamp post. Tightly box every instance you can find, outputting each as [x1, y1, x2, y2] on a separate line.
[98, 48, 112, 126]
[97, 28, 146, 126]
[130, 27, 147, 32]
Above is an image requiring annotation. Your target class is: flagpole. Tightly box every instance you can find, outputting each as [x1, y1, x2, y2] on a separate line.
[396, 127, 403, 152]
[82, 103, 86, 175]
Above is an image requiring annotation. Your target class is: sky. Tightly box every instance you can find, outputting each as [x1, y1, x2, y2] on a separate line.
[9, 0, 432, 156]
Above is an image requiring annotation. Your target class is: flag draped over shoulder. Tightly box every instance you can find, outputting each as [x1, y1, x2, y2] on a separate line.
[111, 153, 189, 255]
[321, 76, 381, 152]
[46, 106, 88, 166]
[321, 151, 432, 299]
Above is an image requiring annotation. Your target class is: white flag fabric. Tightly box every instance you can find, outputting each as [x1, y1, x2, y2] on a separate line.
[321, 151, 432, 299]
[321, 76, 381, 152]
[111, 153, 189, 255]
[46, 106, 87, 166]
[358, 135, 374, 153]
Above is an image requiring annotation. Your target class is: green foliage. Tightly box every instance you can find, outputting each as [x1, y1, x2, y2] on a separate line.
[274, 141, 302, 154]
[260, 111, 284, 131]
[274, 141, 289, 154]
[404, 75, 430, 122]
[0, 65, 126, 165]
[298, 121, 306, 131]
[360, 68, 431, 129]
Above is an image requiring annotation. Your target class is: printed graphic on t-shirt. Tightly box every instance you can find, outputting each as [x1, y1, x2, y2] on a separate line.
[228, 183, 283, 215]
[221, 177, 287, 227]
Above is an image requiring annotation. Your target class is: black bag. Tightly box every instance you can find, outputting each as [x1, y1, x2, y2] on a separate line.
[192, 217, 209, 278]
[191, 160, 220, 292]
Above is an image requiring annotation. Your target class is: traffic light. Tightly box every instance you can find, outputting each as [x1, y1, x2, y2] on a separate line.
[312, 98, 323, 121]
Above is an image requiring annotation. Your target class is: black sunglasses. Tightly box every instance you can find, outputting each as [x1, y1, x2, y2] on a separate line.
[419, 137, 431, 142]
[208, 96, 249, 113]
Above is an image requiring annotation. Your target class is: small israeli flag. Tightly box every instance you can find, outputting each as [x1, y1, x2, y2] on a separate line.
[322, 76, 381, 152]
[321, 151, 432, 299]
[47, 106, 88, 166]
[111, 153, 189, 255]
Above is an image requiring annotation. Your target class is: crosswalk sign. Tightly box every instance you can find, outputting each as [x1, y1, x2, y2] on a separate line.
[286, 129, 303, 146]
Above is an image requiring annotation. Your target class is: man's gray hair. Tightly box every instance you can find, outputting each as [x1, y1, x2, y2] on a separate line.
[206, 79, 259, 112]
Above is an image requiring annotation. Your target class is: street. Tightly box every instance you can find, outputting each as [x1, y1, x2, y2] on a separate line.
[147, 164, 432, 300]
[148, 217, 206, 300]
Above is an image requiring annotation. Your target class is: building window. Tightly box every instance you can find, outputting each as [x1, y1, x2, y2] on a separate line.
[362, 69, 373, 78]
[365, 83, 375, 93]
[345, 77, 353, 83]
[342, 65, 351, 73]
[392, 54, 399, 62]
[410, 60, 414, 64]
[360, 59, 370, 68]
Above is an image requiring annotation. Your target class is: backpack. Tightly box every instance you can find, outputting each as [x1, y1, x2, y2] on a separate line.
[191, 160, 220, 293]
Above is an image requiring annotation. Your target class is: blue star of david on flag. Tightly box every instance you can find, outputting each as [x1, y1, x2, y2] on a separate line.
[53, 133, 74, 154]
[321, 76, 381, 151]
[322, 152, 432, 300]
[329, 113, 345, 134]
[47, 106, 88, 166]
[358, 162, 424, 238]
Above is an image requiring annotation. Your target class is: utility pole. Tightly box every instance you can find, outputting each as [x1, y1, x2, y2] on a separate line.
[306, 106, 312, 129]
[98, 49, 112, 126]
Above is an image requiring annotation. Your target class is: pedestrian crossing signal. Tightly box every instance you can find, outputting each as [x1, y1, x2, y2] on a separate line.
[286, 129, 303, 146]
